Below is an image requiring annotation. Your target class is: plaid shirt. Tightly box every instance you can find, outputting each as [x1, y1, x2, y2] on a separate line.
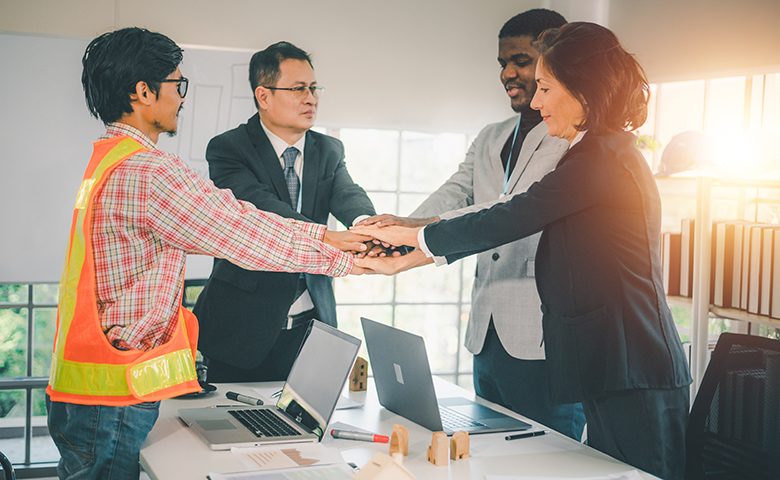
[89, 123, 353, 350]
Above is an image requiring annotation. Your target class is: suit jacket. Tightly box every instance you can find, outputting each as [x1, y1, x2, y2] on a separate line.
[412, 117, 568, 359]
[193, 114, 375, 368]
[423, 131, 692, 403]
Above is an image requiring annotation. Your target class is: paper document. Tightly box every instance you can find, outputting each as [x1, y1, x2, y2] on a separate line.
[231, 444, 344, 471]
[208, 464, 354, 479]
[485, 470, 643, 480]
[335, 394, 363, 410]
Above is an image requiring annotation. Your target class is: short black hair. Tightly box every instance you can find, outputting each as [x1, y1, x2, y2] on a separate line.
[535, 22, 649, 133]
[249, 41, 312, 108]
[499, 9, 567, 40]
[82, 27, 183, 124]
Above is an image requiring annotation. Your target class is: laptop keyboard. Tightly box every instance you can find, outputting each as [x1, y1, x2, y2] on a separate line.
[439, 406, 486, 430]
[228, 409, 300, 438]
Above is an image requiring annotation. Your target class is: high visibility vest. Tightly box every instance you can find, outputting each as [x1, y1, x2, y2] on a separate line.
[47, 135, 200, 406]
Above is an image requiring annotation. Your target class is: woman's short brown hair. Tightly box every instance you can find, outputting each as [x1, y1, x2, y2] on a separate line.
[534, 22, 649, 133]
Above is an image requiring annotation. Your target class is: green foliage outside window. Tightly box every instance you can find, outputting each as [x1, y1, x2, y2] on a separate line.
[0, 308, 29, 417]
[1, 284, 57, 419]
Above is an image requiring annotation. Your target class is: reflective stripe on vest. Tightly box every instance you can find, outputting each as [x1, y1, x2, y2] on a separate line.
[47, 135, 200, 405]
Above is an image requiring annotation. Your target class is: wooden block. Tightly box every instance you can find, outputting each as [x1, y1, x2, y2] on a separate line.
[662, 232, 681, 296]
[349, 356, 368, 392]
[353, 453, 416, 480]
[449, 431, 470, 460]
[389, 424, 409, 457]
[426, 432, 448, 466]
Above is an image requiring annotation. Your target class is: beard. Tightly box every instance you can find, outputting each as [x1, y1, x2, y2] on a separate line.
[153, 105, 183, 137]
[152, 120, 177, 137]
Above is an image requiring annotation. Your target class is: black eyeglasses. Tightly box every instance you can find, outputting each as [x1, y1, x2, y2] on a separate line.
[262, 85, 325, 97]
[159, 77, 189, 98]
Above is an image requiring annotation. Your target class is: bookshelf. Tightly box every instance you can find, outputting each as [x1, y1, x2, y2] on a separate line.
[669, 176, 780, 394]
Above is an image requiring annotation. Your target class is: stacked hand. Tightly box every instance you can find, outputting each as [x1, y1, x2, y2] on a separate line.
[350, 213, 440, 274]
[325, 214, 440, 275]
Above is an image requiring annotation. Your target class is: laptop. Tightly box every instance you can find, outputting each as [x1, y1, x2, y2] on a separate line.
[361, 317, 532, 435]
[178, 321, 361, 450]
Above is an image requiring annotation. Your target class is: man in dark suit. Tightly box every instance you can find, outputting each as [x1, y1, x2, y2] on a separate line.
[194, 42, 376, 382]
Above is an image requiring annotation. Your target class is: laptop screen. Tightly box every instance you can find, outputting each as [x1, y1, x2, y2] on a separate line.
[275, 322, 360, 439]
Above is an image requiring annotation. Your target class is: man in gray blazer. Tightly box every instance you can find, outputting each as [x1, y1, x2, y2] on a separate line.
[358, 9, 585, 439]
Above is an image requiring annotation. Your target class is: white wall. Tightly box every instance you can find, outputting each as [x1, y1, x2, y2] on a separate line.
[0, 0, 542, 282]
[610, 0, 780, 82]
[0, 0, 545, 133]
[2, 0, 780, 282]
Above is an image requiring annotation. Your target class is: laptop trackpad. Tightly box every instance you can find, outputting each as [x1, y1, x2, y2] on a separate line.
[439, 397, 502, 419]
[199, 419, 238, 431]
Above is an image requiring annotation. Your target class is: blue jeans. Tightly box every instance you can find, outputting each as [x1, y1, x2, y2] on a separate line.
[46, 395, 160, 480]
[473, 325, 586, 441]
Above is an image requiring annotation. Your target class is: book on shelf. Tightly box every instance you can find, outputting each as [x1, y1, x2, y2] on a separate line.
[732, 223, 748, 309]
[741, 223, 753, 310]
[760, 227, 780, 316]
[680, 218, 695, 297]
[747, 224, 771, 314]
[662, 232, 682, 296]
[771, 232, 780, 319]
[711, 221, 741, 308]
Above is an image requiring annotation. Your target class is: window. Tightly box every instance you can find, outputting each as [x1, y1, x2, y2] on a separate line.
[0, 283, 59, 475]
[329, 128, 477, 389]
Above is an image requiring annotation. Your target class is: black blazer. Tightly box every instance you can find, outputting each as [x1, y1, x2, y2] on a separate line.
[193, 114, 375, 368]
[424, 131, 692, 403]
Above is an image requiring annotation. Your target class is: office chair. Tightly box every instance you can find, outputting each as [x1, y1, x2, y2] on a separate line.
[685, 332, 780, 480]
[0, 450, 14, 480]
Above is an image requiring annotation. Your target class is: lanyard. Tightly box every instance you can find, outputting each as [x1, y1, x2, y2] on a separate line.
[502, 115, 522, 195]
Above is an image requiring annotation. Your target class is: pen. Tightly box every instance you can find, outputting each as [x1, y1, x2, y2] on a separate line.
[225, 391, 264, 406]
[330, 428, 389, 443]
[505, 430, 548, 441]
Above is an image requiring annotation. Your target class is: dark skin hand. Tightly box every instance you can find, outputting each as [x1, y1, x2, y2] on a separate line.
[354, 213, 440, 228]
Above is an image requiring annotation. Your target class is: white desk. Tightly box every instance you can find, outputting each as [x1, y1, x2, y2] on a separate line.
[140, 379, 655, 479]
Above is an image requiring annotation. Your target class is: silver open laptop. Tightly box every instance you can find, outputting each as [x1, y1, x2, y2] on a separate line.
[178, 321, 360, 450]
[361, 317, 531, 435]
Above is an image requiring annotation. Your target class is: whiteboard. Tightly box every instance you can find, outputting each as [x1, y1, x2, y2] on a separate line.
[0, 33, 257, 282]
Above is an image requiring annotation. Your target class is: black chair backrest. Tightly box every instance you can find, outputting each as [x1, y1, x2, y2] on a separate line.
[0, 450, 14, 480]
[686, 332, 780, 480]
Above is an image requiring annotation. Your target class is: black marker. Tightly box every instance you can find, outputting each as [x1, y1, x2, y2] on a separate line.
[226, 391, 264, 406]
[505, 429, 548, 441]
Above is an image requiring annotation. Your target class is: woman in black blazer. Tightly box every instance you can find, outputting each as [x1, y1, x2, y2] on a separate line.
[355, 22, 691, 479]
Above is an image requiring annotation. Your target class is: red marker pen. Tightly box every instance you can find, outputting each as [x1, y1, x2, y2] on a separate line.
[330, 428, 389, 443]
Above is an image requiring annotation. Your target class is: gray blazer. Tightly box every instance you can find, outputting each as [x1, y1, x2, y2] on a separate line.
[412, 116, 567, 359]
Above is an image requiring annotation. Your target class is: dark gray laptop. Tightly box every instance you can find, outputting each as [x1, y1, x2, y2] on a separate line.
[361, 317, 531, 435]
[178, 321, 360, 450]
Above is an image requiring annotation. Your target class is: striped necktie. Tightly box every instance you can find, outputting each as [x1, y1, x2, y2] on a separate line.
[282, 146, 300, 209]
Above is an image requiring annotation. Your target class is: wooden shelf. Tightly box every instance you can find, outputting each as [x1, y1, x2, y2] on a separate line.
[666, 295, 692, 307]
[708, 306, 780, 328]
